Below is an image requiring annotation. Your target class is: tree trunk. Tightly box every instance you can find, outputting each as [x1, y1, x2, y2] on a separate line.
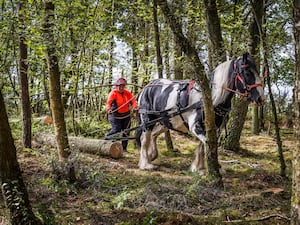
[34, 133, 123, 158]
[153, 0, 163, 78]
[172, 0, 184, 80]
[0, 90, 41, 225]
[203, 0, 226, 66]
[265, 62, 286, 177]
[223, 97, 248, 151]
[164, 37, 171, 79]
[249, 0, 264, 135]
[131, 0, 139, 95]
[292, 0, 300, 223]
[153, 0, 174, 152]
[157, 0, 222, 186]
[223, 0, 263, 150]
[18, 1, 32, 149]
[43, 1, 70, 161]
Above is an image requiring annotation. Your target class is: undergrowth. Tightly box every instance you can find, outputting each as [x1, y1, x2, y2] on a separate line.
[1, 118, 293, 225]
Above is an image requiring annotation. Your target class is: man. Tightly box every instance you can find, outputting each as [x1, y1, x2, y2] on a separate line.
[105, 77, 138, 152]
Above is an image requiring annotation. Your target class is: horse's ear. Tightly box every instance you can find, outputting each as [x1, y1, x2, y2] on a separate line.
[242, 52, 250, 64]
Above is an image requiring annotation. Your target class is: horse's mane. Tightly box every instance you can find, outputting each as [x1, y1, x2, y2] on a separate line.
[211, 60, 232, 106]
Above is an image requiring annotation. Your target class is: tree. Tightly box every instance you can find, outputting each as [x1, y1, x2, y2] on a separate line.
[249, 0, 264, 135]
[157, 0, 222, 186]
[258, 0, 286, 177]
[203, 0, 226, 66]
[291, 0, 300, 223]
[0, 89, 41, 225]
[43, 1, 70, 160]
[223, 0, 262, 151]
[153, 0, 174, 152]
[18, 0, 32, 149]
[43, 1, 75, 181]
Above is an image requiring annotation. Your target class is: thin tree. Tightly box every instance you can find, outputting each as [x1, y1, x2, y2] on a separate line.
[153, 0, 174, 152]
[0, 89, 41, 225]
[131, 0, 139, 95]
[250, 0, 264, 135]
[157, 0, 222, 187]
[43, 1, 75, 181]
[291, 0, 300, 223]
[203, 0, 226, 66]
[258, 0, 286, 177]
[18, 0, 31, 148]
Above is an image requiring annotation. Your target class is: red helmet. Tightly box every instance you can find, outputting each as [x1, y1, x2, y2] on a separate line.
[115, 77, 127, 86]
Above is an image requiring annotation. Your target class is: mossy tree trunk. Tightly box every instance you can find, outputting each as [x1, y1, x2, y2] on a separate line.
[43, 1, 75, 182]
[157, 0, 222, 186]
[0, 90, 41, 225]
[291, 0, 300, 223]
[223, 0, 263, 151]
[223, 97, 248, 151]
[43, 1, 70, 160]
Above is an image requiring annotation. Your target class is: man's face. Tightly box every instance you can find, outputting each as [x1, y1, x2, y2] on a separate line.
[116, 84, 125, 93]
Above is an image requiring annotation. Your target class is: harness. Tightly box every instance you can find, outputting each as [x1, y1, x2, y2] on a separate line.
[175, 80, 196, 129]
[222, 60, 263, 97]
[106, 58, 263, 141]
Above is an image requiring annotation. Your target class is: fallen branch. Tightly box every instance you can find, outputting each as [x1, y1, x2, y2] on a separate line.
[223, 214, 290, 223]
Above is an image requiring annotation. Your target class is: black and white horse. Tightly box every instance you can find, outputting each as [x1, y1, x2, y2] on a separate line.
[137, 53, 265, 172]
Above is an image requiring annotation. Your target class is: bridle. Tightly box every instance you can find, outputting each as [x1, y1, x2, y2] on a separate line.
[223, 59, 262, 98]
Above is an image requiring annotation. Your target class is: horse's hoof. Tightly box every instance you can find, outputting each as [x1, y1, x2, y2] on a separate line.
[198, 169, 206, 176]
[190, 166, 206, 175]
[139, 163, 156, 170]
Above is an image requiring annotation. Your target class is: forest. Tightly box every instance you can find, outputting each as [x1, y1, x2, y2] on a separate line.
[1, 0, 300, 224]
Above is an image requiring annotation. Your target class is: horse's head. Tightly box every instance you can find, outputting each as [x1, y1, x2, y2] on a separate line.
[234, 52, 265, 105]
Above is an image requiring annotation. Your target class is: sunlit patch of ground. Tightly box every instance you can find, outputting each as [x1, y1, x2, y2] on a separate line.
[0, 124, 293, 225]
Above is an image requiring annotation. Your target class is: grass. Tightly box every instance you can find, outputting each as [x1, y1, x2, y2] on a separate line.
[0, 118, 294, 225]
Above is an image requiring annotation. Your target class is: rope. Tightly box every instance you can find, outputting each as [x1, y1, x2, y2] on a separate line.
[110, 94, 138, 114]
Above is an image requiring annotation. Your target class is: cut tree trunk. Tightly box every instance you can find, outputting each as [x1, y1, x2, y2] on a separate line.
[34, 133, 123, 159]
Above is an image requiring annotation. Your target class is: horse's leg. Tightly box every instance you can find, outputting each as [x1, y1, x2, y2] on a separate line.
[148, 124, 168, 161]
[138, 130, 156, 170]
[190, 142, 206, 175]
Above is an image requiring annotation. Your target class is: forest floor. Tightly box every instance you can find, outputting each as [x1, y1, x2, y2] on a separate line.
[0, 119, 295, 225]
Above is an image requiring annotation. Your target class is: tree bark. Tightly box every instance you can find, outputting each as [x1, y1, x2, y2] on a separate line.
[0, 90, 41, 225]
[291, 0, 300, 223]
[34, 133, 123, 158]
[172, 0, 184, 80]
[157, 0, 222, 186]
[153, 0, 163, 78]
[203, 0, 226, 66]
[223, 0, 263, 151]
[264, 61, 286, 177]
[18, 1, 32, 149]
[131, 0, 139, 95]
[249, 0, 264, 135]
[223, 97, 248, 151]
[43, 1, 70, 160]
[153, 0, 174, 151]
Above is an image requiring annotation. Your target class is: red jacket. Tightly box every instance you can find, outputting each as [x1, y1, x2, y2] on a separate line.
[106, 89, 138, 114]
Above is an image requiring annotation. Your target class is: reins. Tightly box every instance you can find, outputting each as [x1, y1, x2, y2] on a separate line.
[110, 80, 200, 116]
[219, 59, 263, 98]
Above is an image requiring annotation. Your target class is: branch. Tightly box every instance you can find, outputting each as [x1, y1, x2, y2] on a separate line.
[223, 214, 290, 223]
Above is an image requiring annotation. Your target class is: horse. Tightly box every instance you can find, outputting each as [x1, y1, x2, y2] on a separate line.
[136, 52, 265, 173]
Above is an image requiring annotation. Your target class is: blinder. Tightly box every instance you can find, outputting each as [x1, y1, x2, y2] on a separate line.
[233, 59, 262, 99]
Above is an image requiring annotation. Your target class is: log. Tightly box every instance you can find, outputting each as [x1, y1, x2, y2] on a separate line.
[34, 133, 123, 158]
